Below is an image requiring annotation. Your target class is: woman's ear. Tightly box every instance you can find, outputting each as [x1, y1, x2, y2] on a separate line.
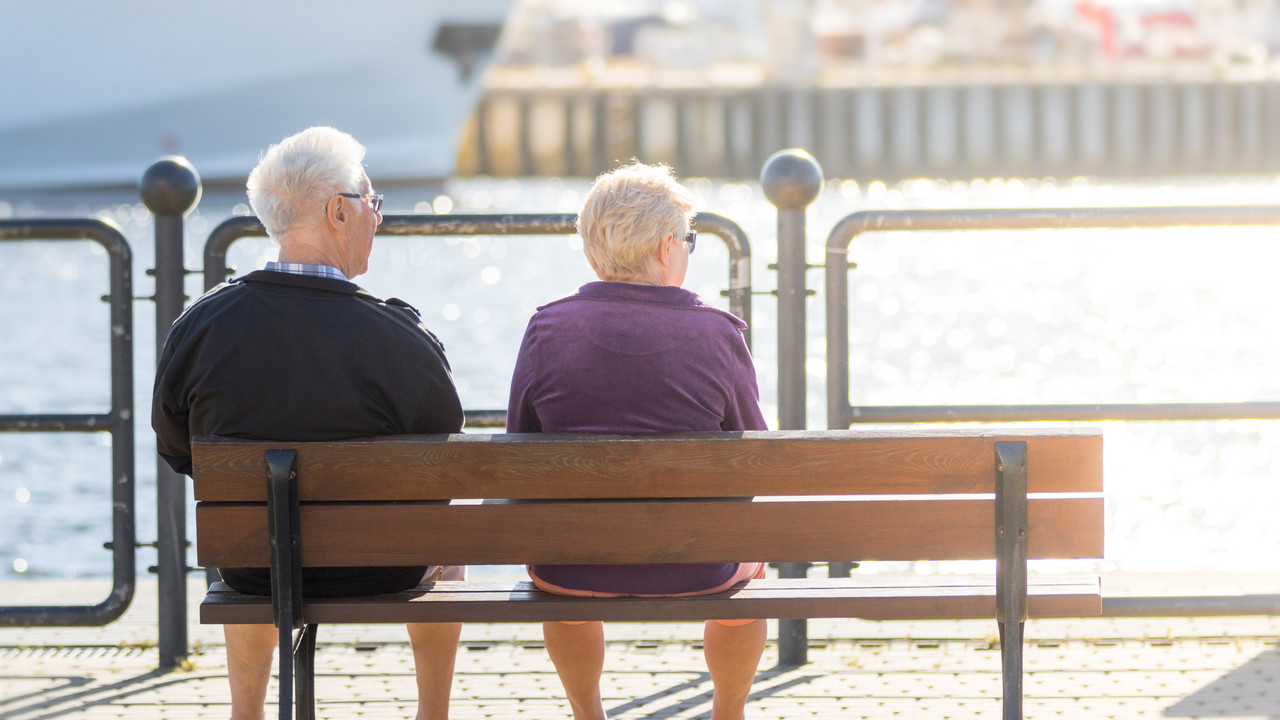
[656, 232, 674, 267]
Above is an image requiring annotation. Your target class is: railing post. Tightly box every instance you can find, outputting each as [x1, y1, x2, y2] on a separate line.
[140, 156, 201, 670]
[761, 148, 823, 666]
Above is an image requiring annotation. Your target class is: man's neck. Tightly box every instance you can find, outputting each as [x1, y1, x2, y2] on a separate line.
[276, 231, 341, 270]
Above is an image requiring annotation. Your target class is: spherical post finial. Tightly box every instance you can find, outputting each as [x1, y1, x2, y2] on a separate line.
[140, 156, 202, 217]
[760, 149, 823, 210]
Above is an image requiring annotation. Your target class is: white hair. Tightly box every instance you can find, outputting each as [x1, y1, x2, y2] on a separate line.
[246, 126, 367, 238]
[577, 162, 694, 281]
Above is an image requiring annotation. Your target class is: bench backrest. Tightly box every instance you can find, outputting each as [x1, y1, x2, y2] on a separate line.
[192, 428, 1103, 570]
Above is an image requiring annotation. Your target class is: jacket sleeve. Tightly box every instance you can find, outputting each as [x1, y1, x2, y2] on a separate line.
[406, 341, 466, 434]
[151, 333, 195, 476]
[368, 296, 466, 434]
[505, 319, 543, 433]
[720, 327, 769, 432]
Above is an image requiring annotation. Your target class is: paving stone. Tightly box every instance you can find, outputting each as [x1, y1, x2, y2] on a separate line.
[4, 577, 1280, 718]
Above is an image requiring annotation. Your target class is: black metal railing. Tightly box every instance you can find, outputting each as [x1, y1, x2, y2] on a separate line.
[203, 212, 753, 355]
[12, 151, 1280, 676]
[823, 204, 1280, 619]
[0, 218, 135, 627]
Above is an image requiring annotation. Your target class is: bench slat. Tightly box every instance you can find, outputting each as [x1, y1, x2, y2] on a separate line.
[200, 576, 1101, 625]
[191, 429, 1102, 502]
[197, 497, 1103, 567]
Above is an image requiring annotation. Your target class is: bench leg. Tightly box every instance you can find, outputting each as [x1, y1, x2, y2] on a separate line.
[265, 449, 305, 720]
[276, 621, 317, 720]
[294, 624, 318, 720]
[999, 620, 1024, 720]
[994, 442, 1029, 720]
[277, 615, 293, 720]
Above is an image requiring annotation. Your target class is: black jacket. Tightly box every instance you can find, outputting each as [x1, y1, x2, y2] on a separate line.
[152, 270, 464, 595]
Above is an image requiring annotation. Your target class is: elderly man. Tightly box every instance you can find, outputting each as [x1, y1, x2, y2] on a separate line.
[152, 126, 465, 720]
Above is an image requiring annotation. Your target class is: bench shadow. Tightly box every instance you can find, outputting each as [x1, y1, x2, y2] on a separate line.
[605, 665, 822, 719]
[1164, 645, 1280, 718]
[0, 669, 214, 720]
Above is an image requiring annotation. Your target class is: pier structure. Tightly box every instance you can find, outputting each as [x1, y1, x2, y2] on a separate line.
[460, 65, 1280, 181]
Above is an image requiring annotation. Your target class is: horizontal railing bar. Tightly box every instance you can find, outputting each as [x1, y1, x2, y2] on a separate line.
[827, 205, 1280, 242]
[202, 211, 753, 351]
[0, 411, 507, 433]
[844, 402, 1280, 424]
[0, 414, 117, 432]
[463, 409, 507, 428]
[1102, 594, 1280, 617]
[0, 600, 133, 628]
[376, 213, 575, 235]
[825, 205, 1280, 432]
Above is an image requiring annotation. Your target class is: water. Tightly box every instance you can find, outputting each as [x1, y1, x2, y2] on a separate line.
[2, 174, 1280, 588]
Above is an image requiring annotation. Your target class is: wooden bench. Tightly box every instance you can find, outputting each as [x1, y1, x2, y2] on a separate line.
[193, 427, 1104, 720]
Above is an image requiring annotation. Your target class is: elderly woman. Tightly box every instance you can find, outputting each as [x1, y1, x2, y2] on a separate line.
[506, 162, 767, 720]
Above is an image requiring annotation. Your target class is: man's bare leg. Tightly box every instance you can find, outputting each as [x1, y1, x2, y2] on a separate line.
[407, 622, 462, 720]
[225, 623, 279, 720]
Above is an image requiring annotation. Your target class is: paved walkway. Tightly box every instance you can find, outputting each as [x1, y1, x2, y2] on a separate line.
[2, 574, 1279, 719]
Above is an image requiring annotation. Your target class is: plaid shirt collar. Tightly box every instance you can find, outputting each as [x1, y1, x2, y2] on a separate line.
[264, 261, 349, 282]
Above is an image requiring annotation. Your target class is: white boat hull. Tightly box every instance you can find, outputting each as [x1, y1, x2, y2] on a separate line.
[0, 1, 511, 189]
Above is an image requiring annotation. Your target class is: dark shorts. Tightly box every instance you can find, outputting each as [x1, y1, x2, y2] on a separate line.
[526, 562, 752, 597]
[218, 565, 430, 598]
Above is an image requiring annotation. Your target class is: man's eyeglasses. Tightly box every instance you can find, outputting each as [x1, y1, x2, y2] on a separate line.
[682, 231, 696, 254]
[333, 192, 383, 213]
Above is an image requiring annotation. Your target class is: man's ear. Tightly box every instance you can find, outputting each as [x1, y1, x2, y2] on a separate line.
[325, 196, 345, 230]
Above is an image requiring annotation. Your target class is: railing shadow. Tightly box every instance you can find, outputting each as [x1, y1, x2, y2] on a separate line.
[606, 665, 823, 719]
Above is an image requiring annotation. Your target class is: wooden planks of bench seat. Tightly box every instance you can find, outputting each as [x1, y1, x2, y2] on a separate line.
[197, 497, 1104, 568]
[191, 428, 1103, 502]
[200, 575, 1102, 625]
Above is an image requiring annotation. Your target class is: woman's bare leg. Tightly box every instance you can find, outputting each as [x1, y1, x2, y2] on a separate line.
[543, 621, 608, 720]
[703, 619, 766, 720]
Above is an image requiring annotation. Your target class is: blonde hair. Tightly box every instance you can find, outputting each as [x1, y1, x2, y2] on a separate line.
[246, 126, 367, 238]
[577, 162, 694, 281]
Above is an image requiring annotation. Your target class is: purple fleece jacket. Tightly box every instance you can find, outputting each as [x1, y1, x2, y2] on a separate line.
[507, 281, 767, 595]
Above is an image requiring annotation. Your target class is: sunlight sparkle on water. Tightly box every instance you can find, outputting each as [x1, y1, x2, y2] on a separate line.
[4, 174, 1280, 579]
